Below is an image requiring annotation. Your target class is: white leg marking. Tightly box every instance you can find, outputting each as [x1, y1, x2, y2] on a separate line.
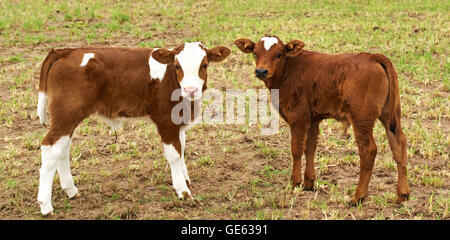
[163, 143, 191, 198]
[149, 48, 167, 81]
[38, 135, 71, 215]
[179, 128, 190, 185]
[56, 138, 78, 198]
[80, 53, 95, 67]
[261, 36, 279, 51]
[37, 92, 47, 125]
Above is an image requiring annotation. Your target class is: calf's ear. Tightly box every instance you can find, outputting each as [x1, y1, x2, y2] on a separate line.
[234, 38, 255, 53]
[207, 46, 231, 62]
[285, 40, 305, 57]
[152, 48, 175, 64]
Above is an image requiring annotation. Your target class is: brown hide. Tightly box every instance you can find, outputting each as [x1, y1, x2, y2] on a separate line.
[235, 36, 410, 205]
[36, 44, 231, 213]
[40, 47, 189, 153]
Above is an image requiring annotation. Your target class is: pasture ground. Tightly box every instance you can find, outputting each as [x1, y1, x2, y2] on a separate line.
[0, 0, 448, 219]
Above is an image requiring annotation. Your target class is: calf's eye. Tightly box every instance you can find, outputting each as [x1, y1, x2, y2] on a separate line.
[276, 53, 282, 59]
[203, 63, 208, 69]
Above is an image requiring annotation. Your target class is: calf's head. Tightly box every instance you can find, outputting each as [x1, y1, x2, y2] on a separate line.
[152, 42, 230, 100]
[234, 36, 305, 81]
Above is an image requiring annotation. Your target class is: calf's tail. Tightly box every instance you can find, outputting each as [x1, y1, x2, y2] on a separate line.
[38, 49, 72, 126]
[372, 54, 401, 135]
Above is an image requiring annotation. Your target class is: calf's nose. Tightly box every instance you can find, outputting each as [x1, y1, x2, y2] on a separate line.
[183, 87, 198, 96]
[255, 68, 268, 79]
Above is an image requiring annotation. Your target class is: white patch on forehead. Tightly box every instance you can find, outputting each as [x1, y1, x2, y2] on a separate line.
[260, 37, 279, 51]
[175, 42, 206, 75]
[149, 48, 167, 81]
[80, 53, 94, 66]
[175, 42, 207, 99]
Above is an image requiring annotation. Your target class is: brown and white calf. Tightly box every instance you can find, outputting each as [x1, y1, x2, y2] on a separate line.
[37, 43, 230, 215]
[235, 36, 410, 205]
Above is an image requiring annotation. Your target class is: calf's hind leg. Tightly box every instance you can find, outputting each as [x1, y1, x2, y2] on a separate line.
[38, 130, 79, 215]
[38, 134, 71, 215]
[56, 138, 80, 200]
[349, 120, 378, 205]
[38, 108, 87, 215]
[379, 116, 410, 203]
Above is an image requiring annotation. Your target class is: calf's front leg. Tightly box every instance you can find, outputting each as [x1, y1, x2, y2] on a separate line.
[290, 126, 308, 188]
[304, 121, 320, 190]
[179, 128, 193, 189]
[161, 129, 192, 199]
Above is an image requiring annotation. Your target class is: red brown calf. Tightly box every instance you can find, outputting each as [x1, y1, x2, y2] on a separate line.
[37, 43, 230, 215]
[235, 36, 410, 205]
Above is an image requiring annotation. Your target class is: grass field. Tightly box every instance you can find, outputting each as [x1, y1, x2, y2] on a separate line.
[0, 0, 448, 219]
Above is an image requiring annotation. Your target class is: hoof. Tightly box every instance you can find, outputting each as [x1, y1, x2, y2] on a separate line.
[42, 211, 54, 217]
[291, 180, 302, 188]
[40, 207, 54, 216]
[70, 192, 82, 199]
[395, 193, 410, 204]
[181, 191, 193, 200]
[348, 196, 365, 206]
[39, 201, 54, 216]
[304, 180, 315, 191]
[290, 182, 303, 193]
[65, 187, 80, 199]
[186, 180, 193, 190]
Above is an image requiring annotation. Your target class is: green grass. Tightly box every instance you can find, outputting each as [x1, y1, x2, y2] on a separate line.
[0, 0, 448, 220]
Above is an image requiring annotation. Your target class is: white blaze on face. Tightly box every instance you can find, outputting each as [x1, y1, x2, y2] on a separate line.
[260, 37, 279, 51]
[175, 42, 207, 100]
[80, 53, 94, 66]
[149, 48, 168, 81]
